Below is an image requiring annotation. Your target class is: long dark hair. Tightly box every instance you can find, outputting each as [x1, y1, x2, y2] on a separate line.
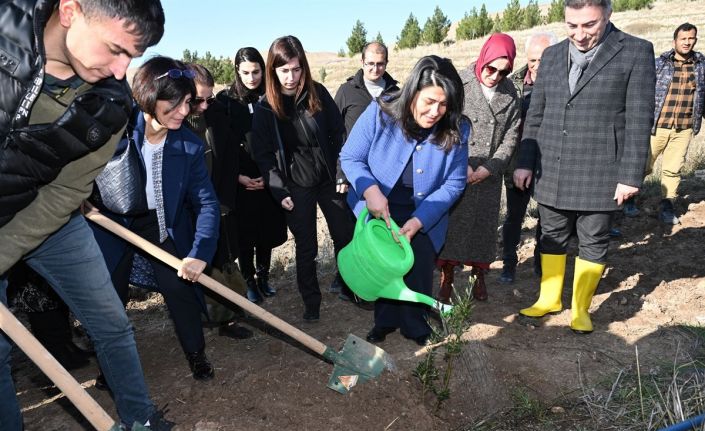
[380, 55, 465, 151]
[264, 35, 321, 120]
[229, 47, 266, 104]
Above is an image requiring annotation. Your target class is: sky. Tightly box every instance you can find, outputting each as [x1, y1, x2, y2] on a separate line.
[141, 0, 510, 62]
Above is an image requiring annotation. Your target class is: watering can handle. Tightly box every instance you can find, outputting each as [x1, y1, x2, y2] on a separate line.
[358, 206, 405, 240]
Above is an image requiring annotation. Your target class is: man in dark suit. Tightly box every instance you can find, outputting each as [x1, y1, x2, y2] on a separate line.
[513, 0, 655, 334]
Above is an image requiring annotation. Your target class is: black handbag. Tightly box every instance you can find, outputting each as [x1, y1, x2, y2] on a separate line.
[91, 127, 148, 215]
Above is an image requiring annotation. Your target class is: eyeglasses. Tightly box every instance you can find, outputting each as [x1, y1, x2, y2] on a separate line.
[191, 95, 215, 106]
[156, 69, 197, 80]
[364, 61, 387, 69]
[484, 65, 511, 78]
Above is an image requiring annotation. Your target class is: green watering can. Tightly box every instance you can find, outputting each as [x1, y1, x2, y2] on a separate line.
[338, 207, 453, 314]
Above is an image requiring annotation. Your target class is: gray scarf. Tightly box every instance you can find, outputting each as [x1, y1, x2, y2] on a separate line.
[568, 23, 613, 93]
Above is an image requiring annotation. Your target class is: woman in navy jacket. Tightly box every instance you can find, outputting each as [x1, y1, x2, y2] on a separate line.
[91, 57, 219, 381]
[340, 56, 469, 346]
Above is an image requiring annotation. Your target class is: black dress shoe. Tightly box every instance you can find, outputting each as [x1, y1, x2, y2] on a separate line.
[185, 348, 214, 381]
[411, 334, 431, 347]
[303, 303, 320, 322]
[366, 327, 395, 343]
[218, 322, 253, 339]
[303, 308, 320, 322]
[94, 372, 109, 391]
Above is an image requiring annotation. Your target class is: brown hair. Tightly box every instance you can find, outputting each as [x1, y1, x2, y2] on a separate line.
[264, 35, 321, 120]
[188, 63, 214, 87]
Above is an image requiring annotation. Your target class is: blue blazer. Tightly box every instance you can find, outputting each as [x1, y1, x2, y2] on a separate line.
[91, 111, 220, 272]
[340, 102, 469, 252]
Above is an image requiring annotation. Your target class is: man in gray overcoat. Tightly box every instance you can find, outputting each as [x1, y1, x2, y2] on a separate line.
[513, 0, 655, 333]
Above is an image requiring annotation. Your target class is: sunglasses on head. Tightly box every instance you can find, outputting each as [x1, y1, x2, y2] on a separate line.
[191, 95, 216, 106]
[156, 68, 197, 80]
[484, 64, 511, 78]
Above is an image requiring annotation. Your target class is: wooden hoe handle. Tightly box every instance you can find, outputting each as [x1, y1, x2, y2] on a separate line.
[84, 210, 330, 357]
[0, 302, 116, 430]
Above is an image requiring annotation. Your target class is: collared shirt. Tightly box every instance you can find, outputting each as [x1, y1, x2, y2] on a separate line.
[657, 54, 696, 130]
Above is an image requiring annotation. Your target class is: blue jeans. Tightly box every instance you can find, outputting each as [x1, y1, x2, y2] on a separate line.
[0, 213, 155, 430]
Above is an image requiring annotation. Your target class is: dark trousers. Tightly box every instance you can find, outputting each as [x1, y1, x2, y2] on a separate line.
[374, 204, 434, 339]
[538, 204, 612, 264]
[286, 180, 354, 309]
[211, 212, 238, 270]
[502, 185, 540, 267]
[112, 211, 206, 354]
[238, 246, 272, 280]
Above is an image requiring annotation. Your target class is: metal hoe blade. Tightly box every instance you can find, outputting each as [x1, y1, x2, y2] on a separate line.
[327, 334, 396, 394]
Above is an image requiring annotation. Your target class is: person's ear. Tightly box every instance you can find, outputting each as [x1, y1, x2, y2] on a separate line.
[58, 0, 82, 28]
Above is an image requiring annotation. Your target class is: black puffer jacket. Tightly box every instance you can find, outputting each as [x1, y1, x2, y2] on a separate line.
[0, 0, 132, 227]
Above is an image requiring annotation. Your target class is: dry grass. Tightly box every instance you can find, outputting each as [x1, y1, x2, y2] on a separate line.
[577, 327, 705, 430]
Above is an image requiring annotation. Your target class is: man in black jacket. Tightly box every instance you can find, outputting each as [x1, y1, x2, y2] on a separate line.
[334, 42, 399, 139]
[0, 1, 172, 429]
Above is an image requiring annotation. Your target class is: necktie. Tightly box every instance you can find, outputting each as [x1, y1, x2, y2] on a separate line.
[151, 146, 167, 243]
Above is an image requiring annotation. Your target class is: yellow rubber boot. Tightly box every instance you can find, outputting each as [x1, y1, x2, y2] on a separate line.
[570, 257, 606, 334]
[519, 254, 567, 318]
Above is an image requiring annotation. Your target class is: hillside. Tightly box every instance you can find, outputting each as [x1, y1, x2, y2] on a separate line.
[312, 0, 704, 94]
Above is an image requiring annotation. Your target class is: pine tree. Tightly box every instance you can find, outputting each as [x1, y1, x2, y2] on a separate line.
[181, 50, 235, 84]
[421, 6, 451, 45]
[346, 20, 367, 57]
[546, 0, 564, 23]
[492, 13, 503, 32]
[374, 31, 385, 45]
[478, 4, 494, 36]
[456, 8, 480, 41]
[501, 0, 523, 31]
[522, 0, 543, 29]
[396, 13, 422, 50]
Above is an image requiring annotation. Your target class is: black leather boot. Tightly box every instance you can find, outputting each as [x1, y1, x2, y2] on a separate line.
[185, 347, 214, 381]
[255, 265, 276, 297]
[245, 277, 263, 303]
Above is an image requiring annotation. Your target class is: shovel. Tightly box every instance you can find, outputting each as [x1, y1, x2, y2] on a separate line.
[85, 208, 394, 394]
[0, 302, 121, 431]
[338, 208, 452, 314]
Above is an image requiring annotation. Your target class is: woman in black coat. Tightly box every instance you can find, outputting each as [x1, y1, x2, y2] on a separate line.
[216, 47, 287, 304]
[251, 36, 353, 322]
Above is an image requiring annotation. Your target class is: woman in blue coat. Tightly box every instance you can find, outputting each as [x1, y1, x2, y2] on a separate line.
[91, 57, 219, 381]
[340, 56, 469, 346]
